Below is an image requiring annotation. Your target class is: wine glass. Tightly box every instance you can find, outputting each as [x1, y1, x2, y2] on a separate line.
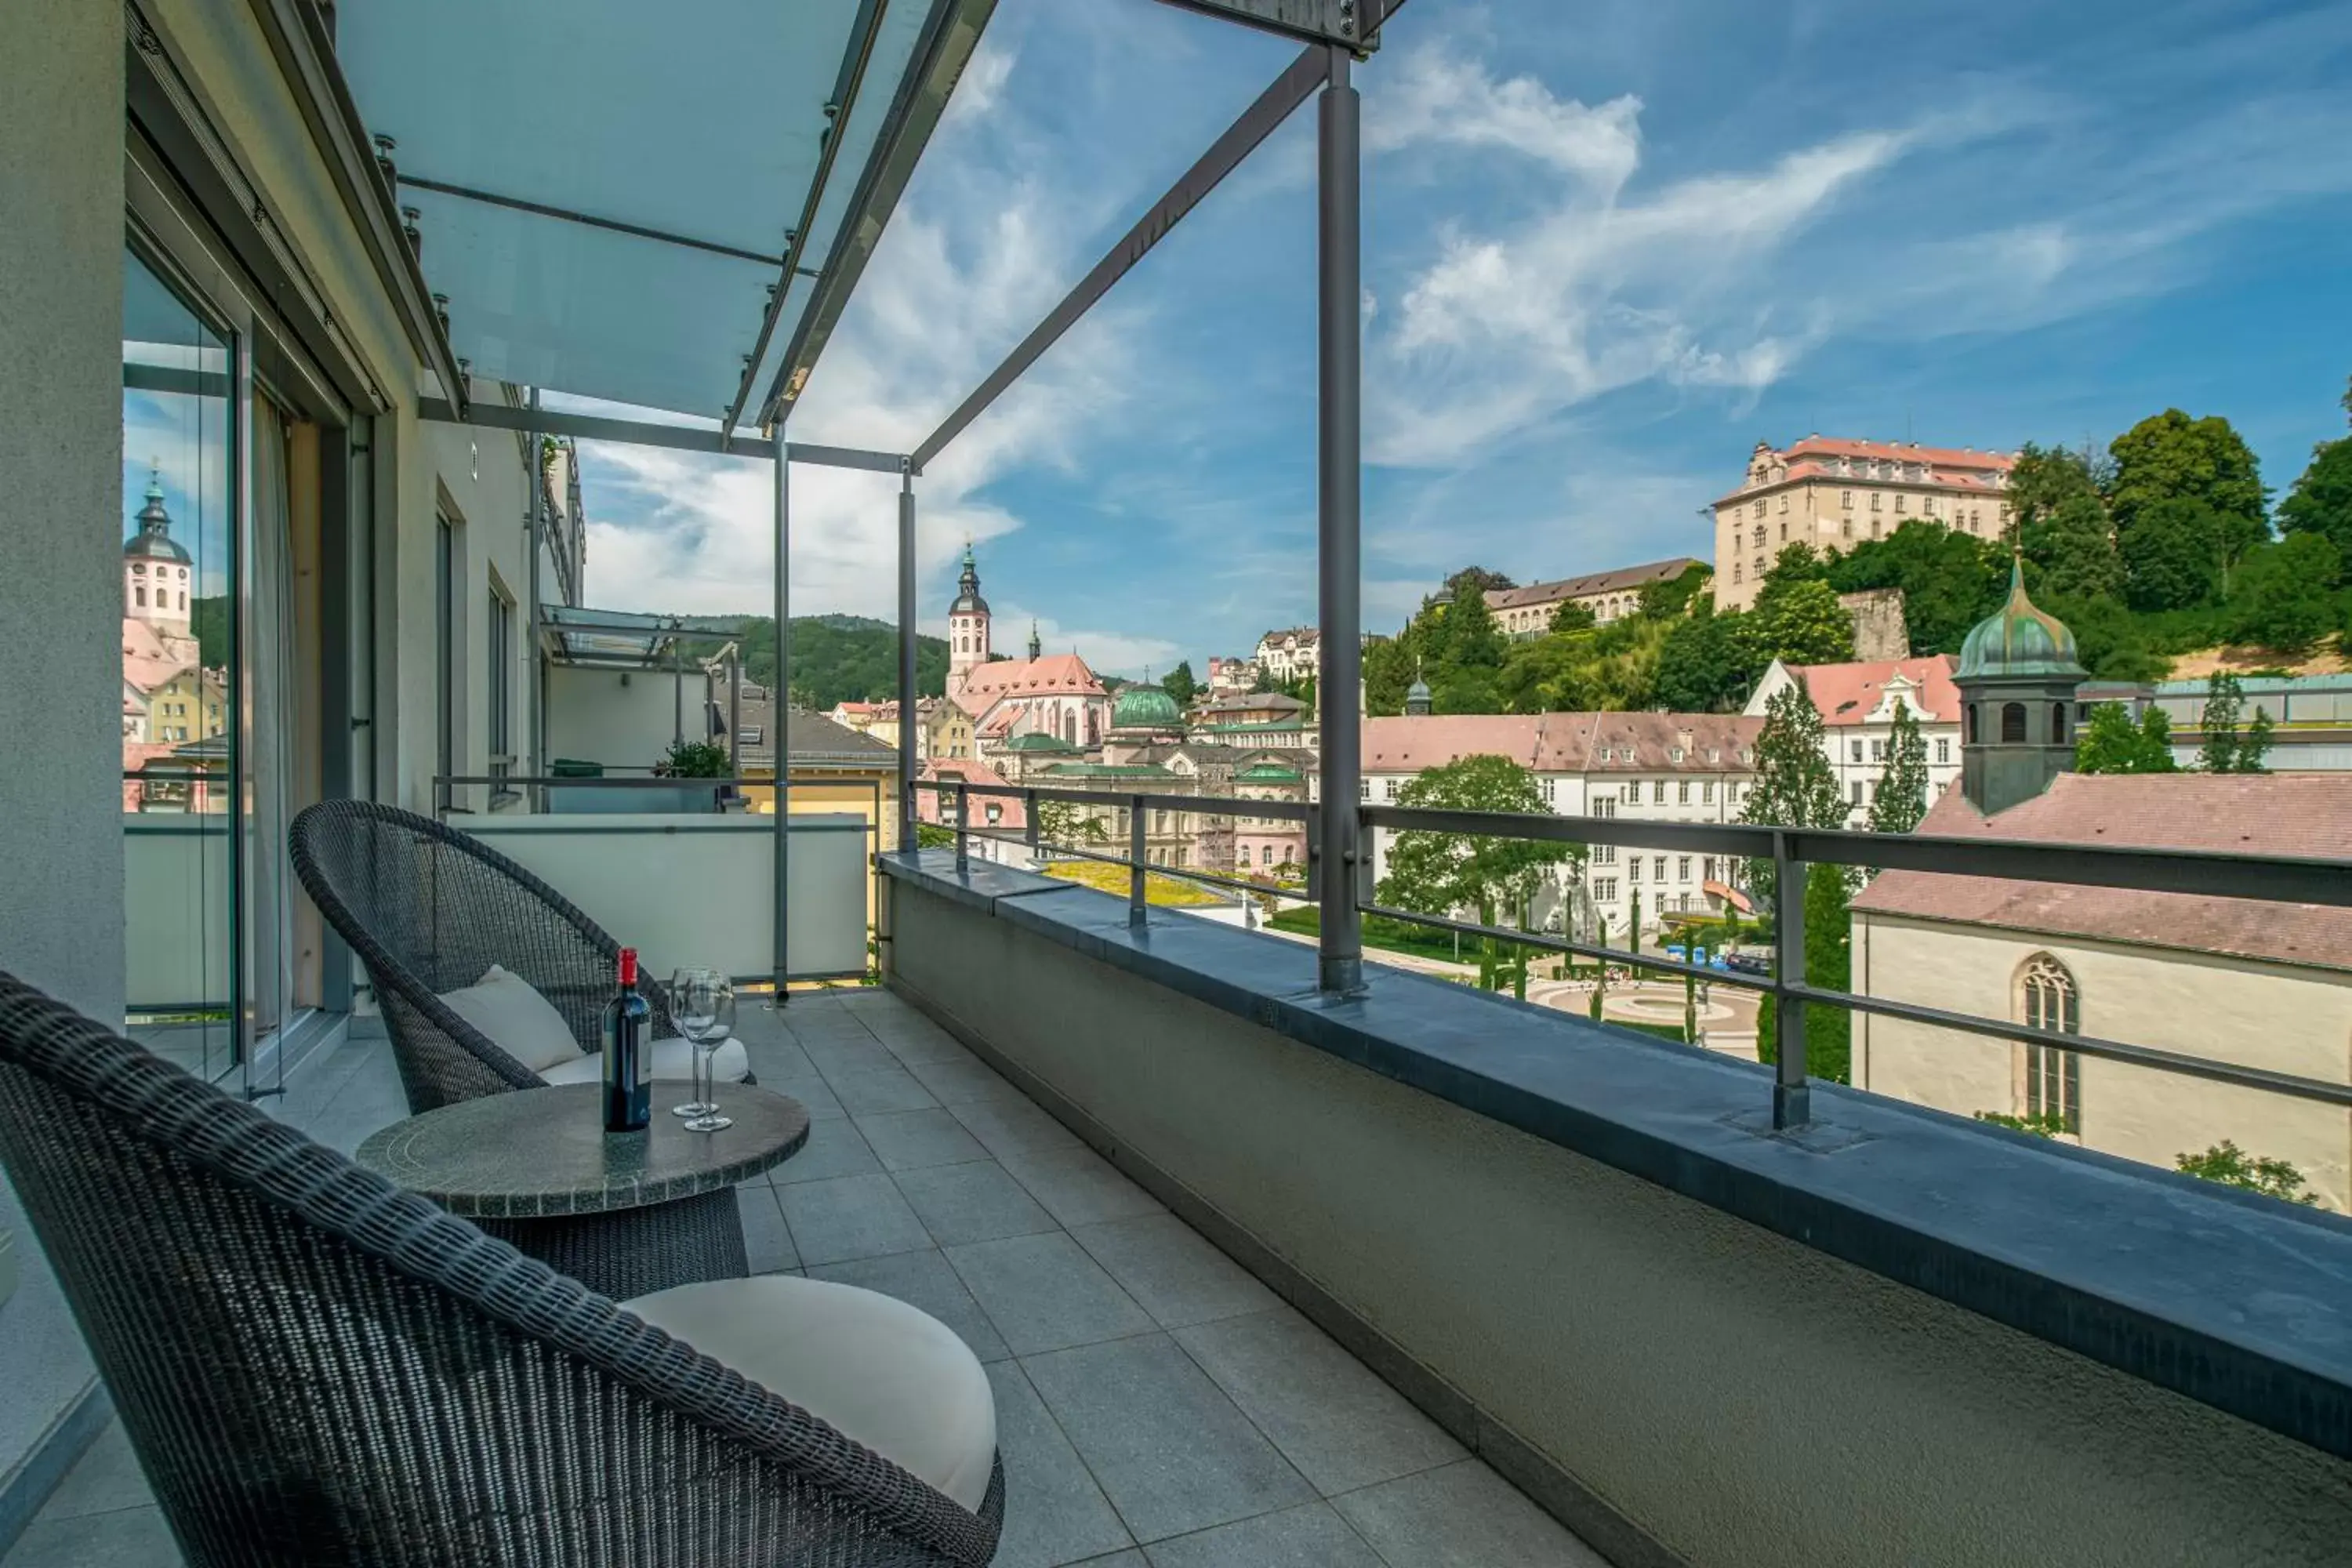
[668, 967, 720, 1119]
[680, 970, 736, 1133]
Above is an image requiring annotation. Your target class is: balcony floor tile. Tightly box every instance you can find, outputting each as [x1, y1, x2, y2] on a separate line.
[895, 1159, 1061, 1247]
[1174, 1308, 1467, 1496]
[1069, 1214, 1281, 1330]
[775, 1172, 933, 1266]
[982, 1360, 1136, 1566]
[1330, 1460, 1607, 1567]
[767, 1114, 881, 1185]
[735, 1185, 800, 1273]
[1000, 1147, 1167, 1229]
[1021, 1333, 1319, 1544]
[1138, 1501, 1385, 1567]
[808, 1248, 1011, 1365]
[855, 1108, 989, 1171]
[823, 1065, 943, 1117]
[945, 1232, 1157, 1356]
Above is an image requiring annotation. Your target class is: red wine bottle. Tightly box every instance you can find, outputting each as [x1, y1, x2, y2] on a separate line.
[601, 947, 651, 1132]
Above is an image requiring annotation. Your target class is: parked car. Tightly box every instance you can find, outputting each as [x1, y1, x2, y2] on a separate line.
[1723, 951, 1771, 977]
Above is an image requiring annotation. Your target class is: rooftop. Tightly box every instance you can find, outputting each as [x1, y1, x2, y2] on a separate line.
[1361, 712, 1762, 774]
[1854, 774, 2352, 971]
[1483, 557, 1704, 611]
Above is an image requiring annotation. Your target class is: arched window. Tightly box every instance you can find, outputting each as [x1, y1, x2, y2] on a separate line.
[177, 591, 187, 610]
[135, 586, 146, 607]
[2000, 702, 2027, 743]
[2050, 702, 2067, 744]
[2017, 953, 2081, 1133]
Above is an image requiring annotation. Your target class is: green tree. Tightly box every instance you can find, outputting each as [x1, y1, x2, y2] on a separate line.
[1033, 800, 1109, 847]
[1739, 677, 1847, 906]
[1864, 701, 1929, 836]
[2227, 534, 2343, 654]
[2024, 493, 2125, 602]
[2108, 408, 2269, 567]
[1637, 561, 1714, 619]
[1377, 755, 1572, 935]
[2074, 702, 2179, 774]
[737, 615, 949, 706]
[1161, 660, 1199, 709]
[1549, 599, 1597, 634]
[2120, 496, 2226, 612]
[1445, 565, 1516, 599]
[1628, 887, 1642, 953]
[1754, 862, 1853, 1085]
[1651, 602, 1750, 712]
[2278, 383, 2352, 555]
[2005, 441, 2111, 539]
[1825, 521, 2004, 655]
[1744, 577, 1855, 666]
[190, 594, 231, 673]
[2175, 1142, 2320, 1205]
[1440, 581, 1508, 671]
[2197, 672, 2272, 773]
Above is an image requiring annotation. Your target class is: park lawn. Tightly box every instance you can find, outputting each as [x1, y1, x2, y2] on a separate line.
[1042, 859, 1226, 907]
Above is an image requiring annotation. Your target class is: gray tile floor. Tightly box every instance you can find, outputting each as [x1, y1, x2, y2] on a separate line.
[5, 990, 1602, 1568]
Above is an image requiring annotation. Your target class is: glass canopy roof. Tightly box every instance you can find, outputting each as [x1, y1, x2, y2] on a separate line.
[336, 0, 980, 425]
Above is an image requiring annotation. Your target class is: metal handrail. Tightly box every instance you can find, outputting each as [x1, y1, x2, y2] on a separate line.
[910, 776, 2352, 1127]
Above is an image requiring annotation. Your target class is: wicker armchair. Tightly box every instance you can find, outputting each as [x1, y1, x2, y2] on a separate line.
[0, 970, 1003, 1566]
[290, 798, 717, 1112]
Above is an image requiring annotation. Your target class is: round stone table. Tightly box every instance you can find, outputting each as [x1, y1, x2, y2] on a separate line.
[357, 1082, 809, 1300]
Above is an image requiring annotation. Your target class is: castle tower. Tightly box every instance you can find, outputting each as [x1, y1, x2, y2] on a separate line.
[1027, 619, 1041, 660]
[947, 543, 990, 693]
[1955, 557, 2085, 816]
[124, 467, 193, 633]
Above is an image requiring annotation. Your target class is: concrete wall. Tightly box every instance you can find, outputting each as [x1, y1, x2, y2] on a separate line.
[546, 662, 699, 773]
[1855, 912, 2352, 1210]
[890, 879, 2352, 1568]
[0, 0, 128, 1530]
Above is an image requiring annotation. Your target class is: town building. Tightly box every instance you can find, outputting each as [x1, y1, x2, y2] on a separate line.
[1204, 655, 1258, 696]
[118, 474, 226, 811]
[1360, 712, 1762, 938]
[1849, 571, 2352, 1207]
[1744, 655, 1964, 820]
[1482, 557, 1704, 640]
[1189, 690, 1311, 749]
[829, 697, 971, 763]
[2082, 673, 2352, 774]
[1711, 437, 2017, 611]
[1253, 626, 1319, 684]
[942, 548, 1113, 750]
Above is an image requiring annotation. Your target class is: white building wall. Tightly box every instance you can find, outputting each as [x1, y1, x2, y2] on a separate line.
[1854, 913, 2352, 1210]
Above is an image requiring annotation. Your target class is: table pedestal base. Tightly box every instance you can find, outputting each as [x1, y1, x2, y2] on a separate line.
[476, 1185, 750, 1300]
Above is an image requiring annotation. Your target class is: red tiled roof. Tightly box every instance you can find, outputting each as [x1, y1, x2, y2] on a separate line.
[1852, 775, 2352, 973]
[1789, 656, 1960, 726]
[1714, 437, 2017, 507]
[950, 652, 1105, 716]
[1784, 437, 2016, 471]
[1483, 557, 1704, 612]
[1360, 713, 1762, 774]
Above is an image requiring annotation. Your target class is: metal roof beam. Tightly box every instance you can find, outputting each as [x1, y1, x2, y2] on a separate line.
[419, 397, 906, 472]
[1143, 0, 1409, 51]
[394, 173, 790, 269]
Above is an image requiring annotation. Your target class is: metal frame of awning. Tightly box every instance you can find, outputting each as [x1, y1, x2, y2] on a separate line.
[416, 0, 1414, 997]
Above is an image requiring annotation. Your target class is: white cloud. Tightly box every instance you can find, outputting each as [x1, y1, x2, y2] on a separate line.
[1370, 43, 1643, 194]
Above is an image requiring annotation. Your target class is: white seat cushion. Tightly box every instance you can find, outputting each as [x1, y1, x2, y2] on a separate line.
[624, 1274, 996, 1513]
[435, 965, 581, 1073]
[538, 1033, 748, 1087]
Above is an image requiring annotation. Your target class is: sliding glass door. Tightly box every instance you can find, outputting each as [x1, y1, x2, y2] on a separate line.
[121, 246, 236, 1079]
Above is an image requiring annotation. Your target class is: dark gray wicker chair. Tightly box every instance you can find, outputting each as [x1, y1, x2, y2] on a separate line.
[0, 969, 1003, 1566]
[290, 798, 726, 1113]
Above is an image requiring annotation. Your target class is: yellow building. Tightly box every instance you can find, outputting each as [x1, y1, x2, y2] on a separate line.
[1711, 437, 2016, 610]
[734, 695, 899, 931]
[143, 666, 227, 745]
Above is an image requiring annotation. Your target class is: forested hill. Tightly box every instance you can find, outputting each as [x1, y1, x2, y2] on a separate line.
[736, 615, 948, 708]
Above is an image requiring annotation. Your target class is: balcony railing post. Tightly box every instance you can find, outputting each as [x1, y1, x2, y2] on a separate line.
[955, 781, 969, 871]
[1024, 789, 1040, 861]
[1129, 794, 1148, 928]
[1313, 44, 1363, 996]
[895, 464, 916, 855]
[1773, 829, 1810, 1129]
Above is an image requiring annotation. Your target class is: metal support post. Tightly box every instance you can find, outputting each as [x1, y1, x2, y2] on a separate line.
[1025, 789, 1041, 865]
[1773, 831, 1810, 1128]
[1129, 797, 1149, 927]
[1315, 45, 1364, 996]
[525, 389, 544, 813]
[897, 467, 917, 855]
[772, 445, 790, 996]
[956, 782, 970, 871]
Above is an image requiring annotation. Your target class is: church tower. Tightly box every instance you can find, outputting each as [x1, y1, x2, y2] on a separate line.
[124, 467, 194, 633]
[947, 543, 990, 694]
[1955, 558, 2085, 816]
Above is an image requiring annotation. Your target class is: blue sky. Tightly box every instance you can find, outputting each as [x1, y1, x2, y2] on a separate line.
[574, 0, 2352, 677]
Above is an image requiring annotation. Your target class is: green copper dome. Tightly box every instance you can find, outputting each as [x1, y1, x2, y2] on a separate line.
[1236, 762, 1301, 782]
[1958, 560, 2085, 680]
[1112, 683, 1182, 731]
